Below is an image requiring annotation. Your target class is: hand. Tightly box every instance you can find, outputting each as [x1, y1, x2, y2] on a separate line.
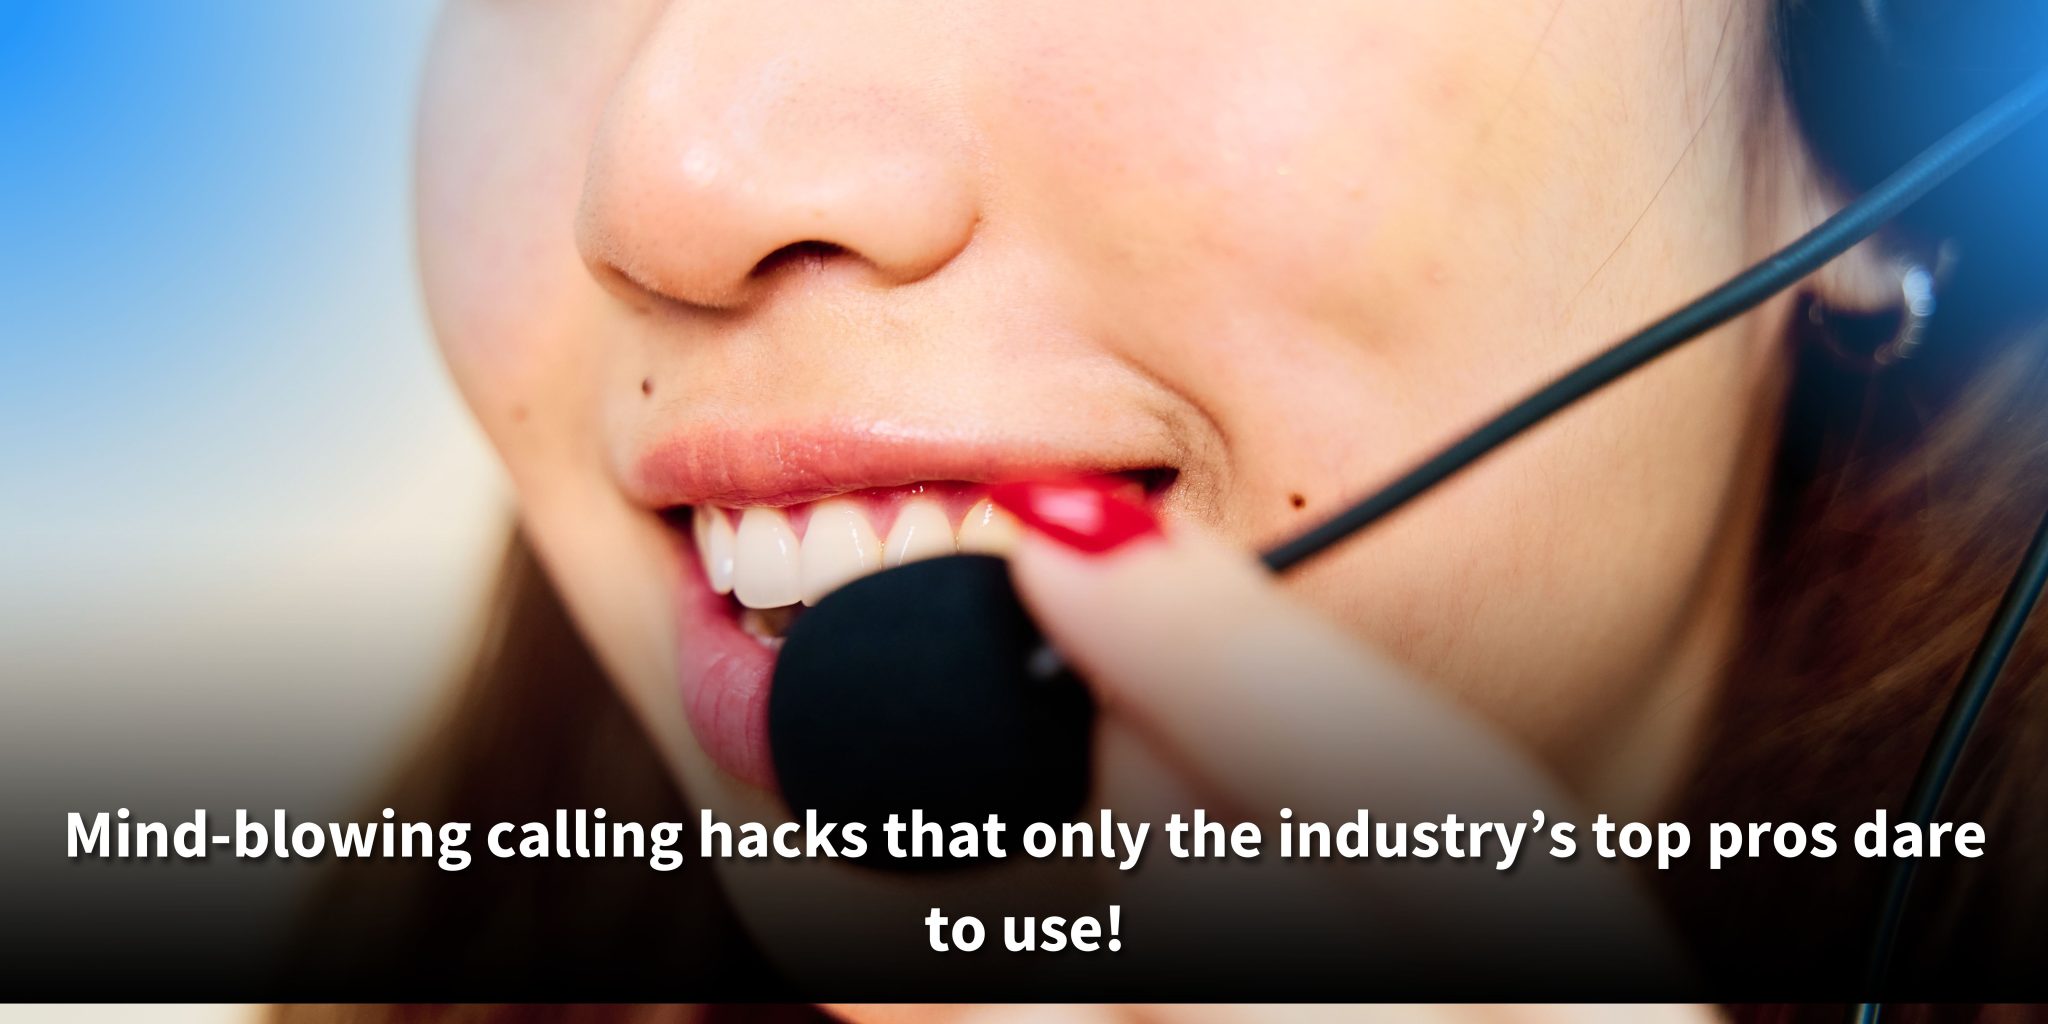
[990, 480, 1692, 986]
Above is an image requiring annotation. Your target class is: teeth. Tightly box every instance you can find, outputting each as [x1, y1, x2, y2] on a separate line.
[799, 500, 882, 606]
[884, 498, 956, 567]
[958, 498, 1022, 554]
[693, 493, 1028, 614]
[692, 507, 736, 595]
[733, 507, 802, 609]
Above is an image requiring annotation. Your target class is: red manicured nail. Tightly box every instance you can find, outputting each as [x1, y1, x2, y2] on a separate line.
[989, 478, 1161, 555]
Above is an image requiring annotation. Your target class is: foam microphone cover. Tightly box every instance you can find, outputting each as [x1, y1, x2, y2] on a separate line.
[769, 554, 1095, 869]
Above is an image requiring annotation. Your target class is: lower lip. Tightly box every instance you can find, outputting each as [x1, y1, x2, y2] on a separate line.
[674, 540, 780, 790]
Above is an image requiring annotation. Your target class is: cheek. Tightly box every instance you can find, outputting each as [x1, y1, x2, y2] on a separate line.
[976, 1, 1582, 319]
[415, 1, 794, 842]
[1274, 225, 1783, 769]
[415, 2, 650, 460]
[969, 1, 1769, 756]
[972, 0, 1610, 531]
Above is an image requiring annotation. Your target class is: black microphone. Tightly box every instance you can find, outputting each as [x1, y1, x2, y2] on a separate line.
[768, 554, 1094, 864]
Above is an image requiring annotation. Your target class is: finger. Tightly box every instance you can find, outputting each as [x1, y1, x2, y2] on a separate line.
[991, 480, 1686, 978]
[996, 482, 1557, 823]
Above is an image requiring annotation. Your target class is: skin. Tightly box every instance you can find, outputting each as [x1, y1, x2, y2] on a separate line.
[417, 0, 1891, 1002]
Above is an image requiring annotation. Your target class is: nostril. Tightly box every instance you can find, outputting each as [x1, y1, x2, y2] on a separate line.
[749, 240, 849, 279]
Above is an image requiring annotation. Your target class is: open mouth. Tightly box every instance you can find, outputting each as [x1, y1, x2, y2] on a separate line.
[659, 469, 1172, 790]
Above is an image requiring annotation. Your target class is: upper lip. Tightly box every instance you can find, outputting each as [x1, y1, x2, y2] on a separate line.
[621, 417, 1175, 509]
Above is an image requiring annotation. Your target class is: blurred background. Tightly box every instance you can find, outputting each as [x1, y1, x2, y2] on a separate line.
[0, 0, 502, 989]
[1, 1, 495, 774]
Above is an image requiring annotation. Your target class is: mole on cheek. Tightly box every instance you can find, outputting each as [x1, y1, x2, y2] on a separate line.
[1290, 493, 1307, 510]
[641, 377, 653, 397]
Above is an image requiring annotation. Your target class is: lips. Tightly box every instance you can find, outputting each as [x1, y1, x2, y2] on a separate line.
[632, 423, 1171, 792]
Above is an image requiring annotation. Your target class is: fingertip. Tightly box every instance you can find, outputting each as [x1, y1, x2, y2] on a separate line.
[988, 477, 1162, 556]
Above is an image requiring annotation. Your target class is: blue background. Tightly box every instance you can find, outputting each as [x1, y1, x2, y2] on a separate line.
[1, 3, 498, 785]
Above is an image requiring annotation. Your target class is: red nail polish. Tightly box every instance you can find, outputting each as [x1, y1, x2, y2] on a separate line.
[989, 478, 1161, 555]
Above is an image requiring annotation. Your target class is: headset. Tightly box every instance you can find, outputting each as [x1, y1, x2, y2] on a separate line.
[764, 6, 2048, 1015]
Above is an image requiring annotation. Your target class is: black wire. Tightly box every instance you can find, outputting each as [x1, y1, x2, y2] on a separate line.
[1850, 505, 2048, 1022]
[1259, 63, 2048, 573]
[1245, 62, 2048, 1020]
[1031, 63, 2048, 679]
[1026, 58, 2048, 1019]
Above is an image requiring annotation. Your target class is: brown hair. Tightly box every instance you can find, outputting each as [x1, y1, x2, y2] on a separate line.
[1670, 0, 2048, 997]
[280, 539, 819, 1021]
[1673, 309, 2048, 994]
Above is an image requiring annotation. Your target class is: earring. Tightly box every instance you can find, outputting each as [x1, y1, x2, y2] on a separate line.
[1804, 254, 1944, 370]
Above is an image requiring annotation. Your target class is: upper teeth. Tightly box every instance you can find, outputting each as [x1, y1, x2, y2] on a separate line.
[692, 497, 1021, 609]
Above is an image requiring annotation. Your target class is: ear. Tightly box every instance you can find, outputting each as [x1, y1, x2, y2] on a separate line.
[1768, 126, 1913, 317]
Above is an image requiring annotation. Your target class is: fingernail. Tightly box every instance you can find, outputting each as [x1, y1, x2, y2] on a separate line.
[988, 478, 1161, 556]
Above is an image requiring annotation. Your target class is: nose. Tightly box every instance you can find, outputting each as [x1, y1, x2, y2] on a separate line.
[576, 4, 980, 311]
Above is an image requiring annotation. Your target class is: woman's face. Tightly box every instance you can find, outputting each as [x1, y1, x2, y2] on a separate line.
[419, 0, 1810, 966]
